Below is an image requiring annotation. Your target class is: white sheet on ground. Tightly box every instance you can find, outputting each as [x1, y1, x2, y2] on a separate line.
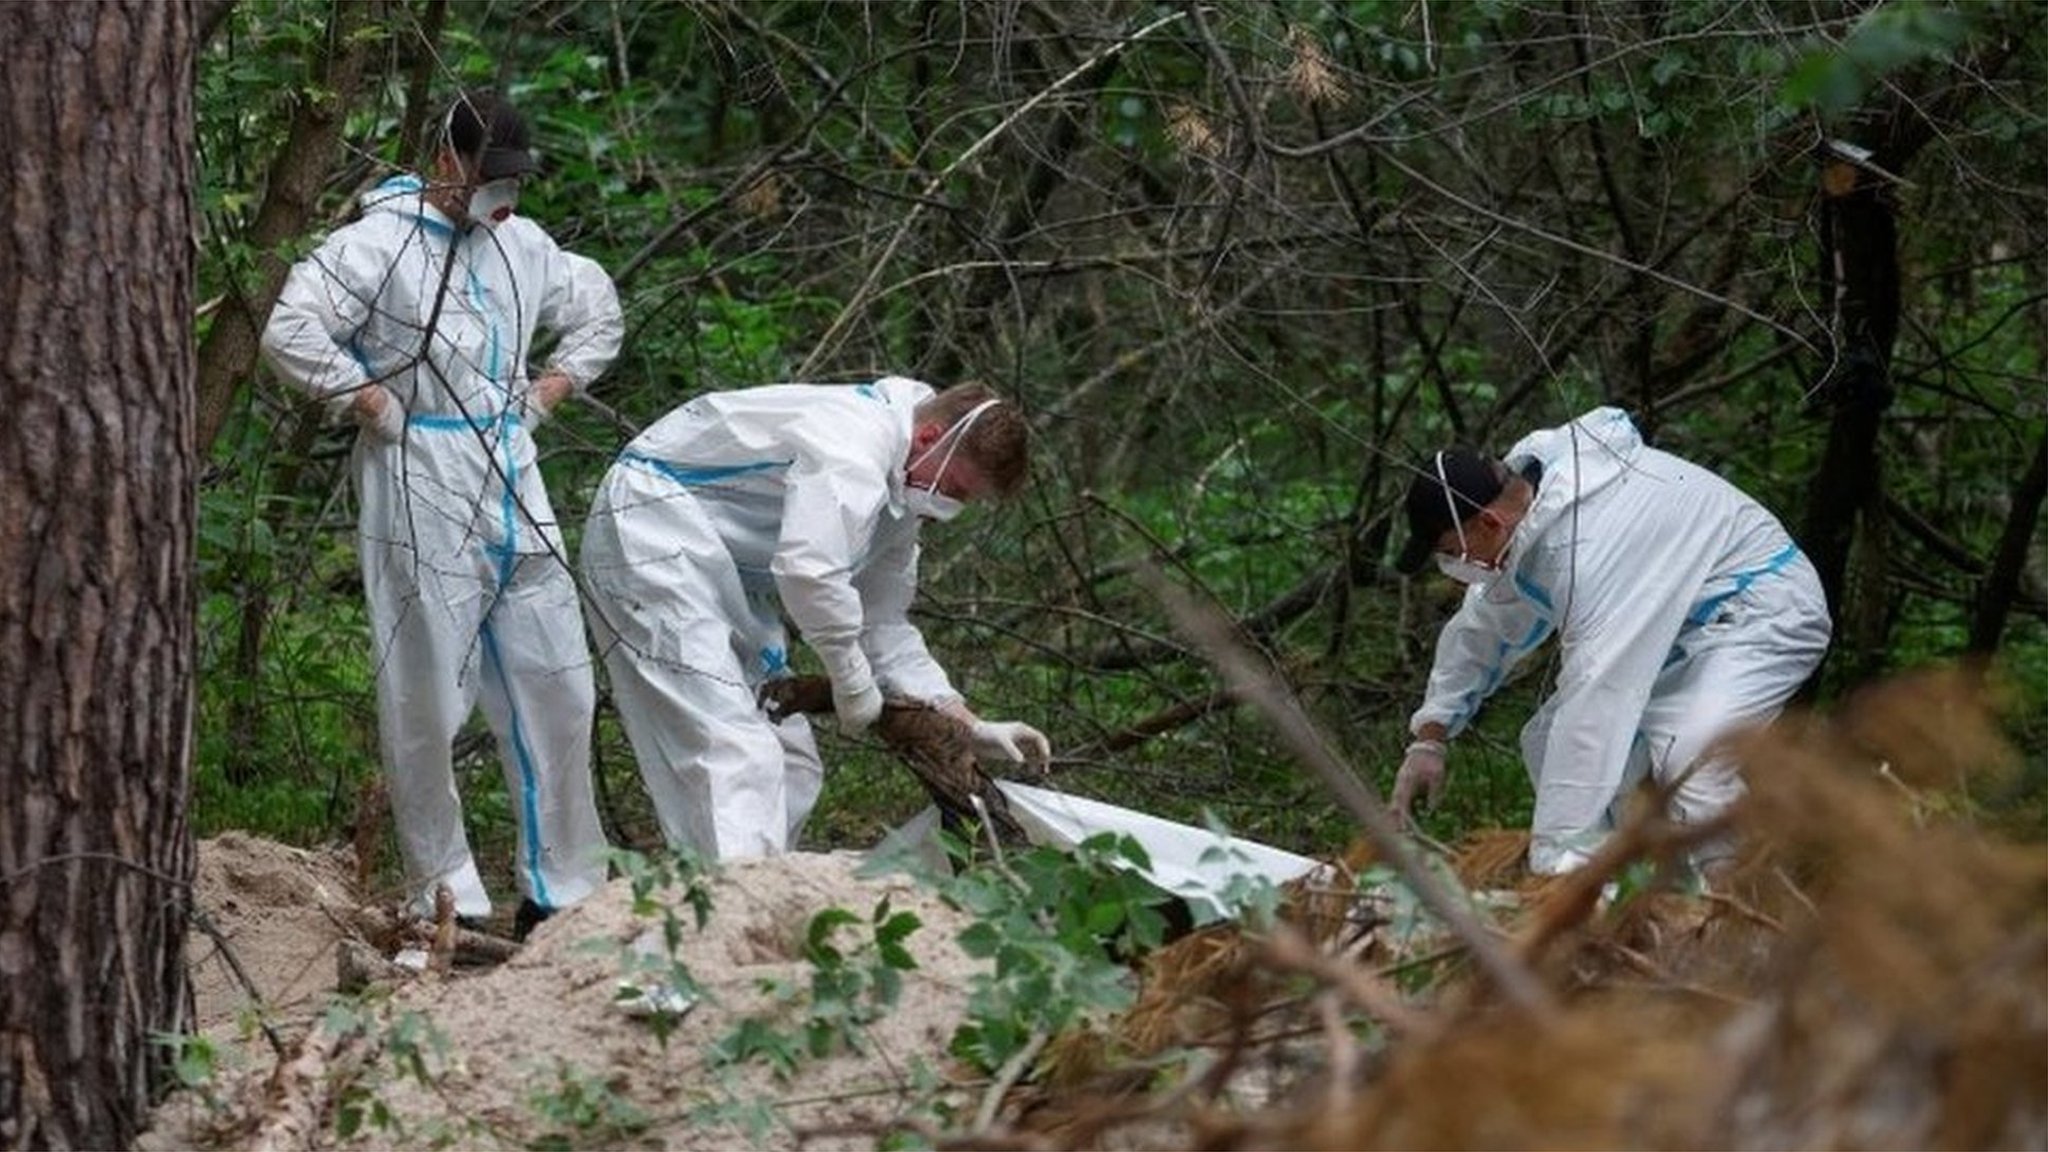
[869, 781, 1323, 925]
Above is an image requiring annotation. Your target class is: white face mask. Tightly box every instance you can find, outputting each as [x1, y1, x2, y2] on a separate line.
[904, 398, 1000, 521]
[902, 486, 965, 522]
[467, 179, 519, 225]
[1435, 552, 1501, 587]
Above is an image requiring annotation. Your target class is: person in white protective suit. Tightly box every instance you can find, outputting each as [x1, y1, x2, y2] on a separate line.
[1388, 406, 1832, 875]
[579, 378, 1049, 860]
[261, 90, 623, 937]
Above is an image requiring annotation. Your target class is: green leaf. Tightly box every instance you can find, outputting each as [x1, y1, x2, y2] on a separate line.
[1779, 50, 1865, 115]
[1780, 2, 1973, 116]
[807, 906, 859, 954]
[1083, 899, 1127, 937]
[877, 908, 922, 948]
[958, 921, 1002, 958]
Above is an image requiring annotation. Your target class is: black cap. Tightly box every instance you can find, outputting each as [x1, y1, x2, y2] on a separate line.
[446, 90, 538, 180]
[1395, 447, 1504, 574]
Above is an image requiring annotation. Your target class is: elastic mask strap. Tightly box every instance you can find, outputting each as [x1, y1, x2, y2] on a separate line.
[1435, 452, 1471, 558]
[912, 398, 1001, 490]
[443, 103, 467, 171]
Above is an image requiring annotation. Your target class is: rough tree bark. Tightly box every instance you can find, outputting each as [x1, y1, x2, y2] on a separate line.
[0, 3, 198, 1147]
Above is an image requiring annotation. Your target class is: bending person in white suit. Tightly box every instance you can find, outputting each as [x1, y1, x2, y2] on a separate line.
[581, 378, 1048, 860]
[1389, 407, 1832, 876]
[263, 90, 620, 937]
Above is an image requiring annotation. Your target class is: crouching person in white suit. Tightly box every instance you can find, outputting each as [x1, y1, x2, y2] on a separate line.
[580, 378, 1050, 859]
[1388, 407, 1832, 877]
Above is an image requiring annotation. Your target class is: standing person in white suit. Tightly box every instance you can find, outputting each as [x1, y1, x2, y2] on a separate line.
[262, 89, 622, 938]
[580, 378, 1049, 860]
[1388, 407, 1831, 876]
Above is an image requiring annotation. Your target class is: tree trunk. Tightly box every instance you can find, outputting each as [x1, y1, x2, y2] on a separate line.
[193, 0, 381, 455]
[206, 0, 382, 782]
[0, 3, 198, 1148]
[1796, 25, 2030, 686]
[196, 0, 236, 48]
[1797, 151, 1900, 683]
[222, 408, 327, 786]
[394, 0, 449, 173]
[1968, 421, 2048, 656]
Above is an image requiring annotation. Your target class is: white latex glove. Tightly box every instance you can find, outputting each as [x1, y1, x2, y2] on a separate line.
[351, 385, 407, 443]
[814, 638, 881, 736]
[968, 719, 1051, 766]
[1389, 739, 1447, 829]
[832, 678, 882, 737]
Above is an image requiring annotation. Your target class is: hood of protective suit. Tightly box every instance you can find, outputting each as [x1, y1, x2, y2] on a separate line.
[1498, 406, 1645, 572]
[359, 173, 460, 230]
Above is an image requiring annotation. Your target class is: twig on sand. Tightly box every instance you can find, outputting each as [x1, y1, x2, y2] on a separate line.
[976, 1029, 1051, 1133]
[248, 1018, 371, 1152]
[187, 907, 288, 1060]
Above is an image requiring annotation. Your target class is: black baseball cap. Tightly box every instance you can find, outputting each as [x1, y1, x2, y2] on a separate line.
[1395, 447, 1505, 574]
[446, 90, 538, 180]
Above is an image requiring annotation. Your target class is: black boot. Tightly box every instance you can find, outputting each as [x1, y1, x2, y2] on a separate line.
[513, 898, 554, 943]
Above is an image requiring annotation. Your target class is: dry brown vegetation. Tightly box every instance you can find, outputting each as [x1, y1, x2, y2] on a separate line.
[975, 666, 2048, 1150]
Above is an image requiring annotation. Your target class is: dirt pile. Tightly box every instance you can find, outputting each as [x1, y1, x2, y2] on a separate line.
[186, 833, 361, 1036]
[150, 848, 995, 1150]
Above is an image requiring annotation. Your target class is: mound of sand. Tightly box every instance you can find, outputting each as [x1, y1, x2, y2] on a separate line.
[151, 843, 996, 1150]
[186, 832, 361, 1035]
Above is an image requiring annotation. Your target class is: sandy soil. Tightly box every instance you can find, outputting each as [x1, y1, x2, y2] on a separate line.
[149, 835, 998, 1150]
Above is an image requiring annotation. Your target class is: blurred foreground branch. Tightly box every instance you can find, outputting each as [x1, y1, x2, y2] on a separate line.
[1140, 564, 1554, 1017]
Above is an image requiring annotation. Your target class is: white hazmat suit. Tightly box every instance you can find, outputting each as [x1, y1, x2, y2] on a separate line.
[262, 174, 622, 917]
[1411, 407, 1832, 873]
[580, 378, 966, 860]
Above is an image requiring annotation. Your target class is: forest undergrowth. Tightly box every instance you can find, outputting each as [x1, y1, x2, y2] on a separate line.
[153, 665, 2047, 1150]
